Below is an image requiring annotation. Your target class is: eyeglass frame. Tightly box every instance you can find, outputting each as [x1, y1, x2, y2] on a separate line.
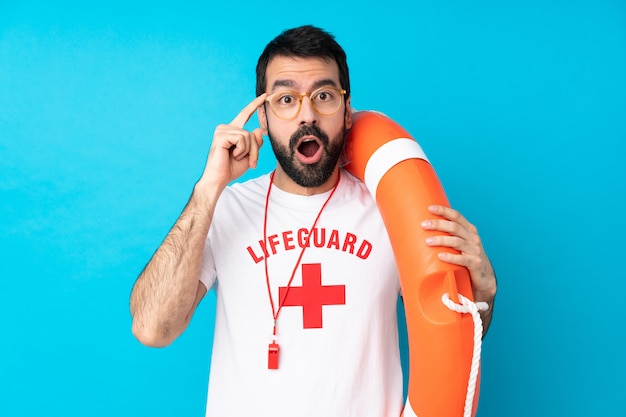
[264, 86, 347, 120]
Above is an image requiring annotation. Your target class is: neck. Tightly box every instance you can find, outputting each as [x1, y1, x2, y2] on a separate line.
[271, 166, 340, 196]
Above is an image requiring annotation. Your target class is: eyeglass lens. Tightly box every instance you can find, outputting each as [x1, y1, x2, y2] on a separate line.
[268, 88, 344, 119]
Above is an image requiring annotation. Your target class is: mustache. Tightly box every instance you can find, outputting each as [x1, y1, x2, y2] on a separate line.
[289, 125, 330, 149]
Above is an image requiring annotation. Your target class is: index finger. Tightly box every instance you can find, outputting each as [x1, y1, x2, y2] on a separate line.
[229, 93, 268, 128]
[429, 205, 476, 231]
[429, 205, 466, 224]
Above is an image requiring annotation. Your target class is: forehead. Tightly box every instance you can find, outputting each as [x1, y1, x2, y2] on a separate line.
[265, 56, 340, 92]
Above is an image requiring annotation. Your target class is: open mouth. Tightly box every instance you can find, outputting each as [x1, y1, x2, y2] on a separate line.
[298, 138, 321, 157]
[295, 137, 323, 163]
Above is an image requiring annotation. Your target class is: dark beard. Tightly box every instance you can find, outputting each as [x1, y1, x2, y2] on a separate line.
[268, 124, 345, 188]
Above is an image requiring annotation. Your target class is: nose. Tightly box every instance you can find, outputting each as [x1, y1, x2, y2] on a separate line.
[297, 95, 318, 125]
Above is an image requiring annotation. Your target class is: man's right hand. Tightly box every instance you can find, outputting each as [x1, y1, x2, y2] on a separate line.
[199, 94, 268, 192]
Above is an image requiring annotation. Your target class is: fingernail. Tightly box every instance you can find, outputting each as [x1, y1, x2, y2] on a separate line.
[421, 220, 431, 228]
[425, 237, 435, 245]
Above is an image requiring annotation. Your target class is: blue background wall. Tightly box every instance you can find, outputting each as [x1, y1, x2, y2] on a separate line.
[1, 1, 624, 416]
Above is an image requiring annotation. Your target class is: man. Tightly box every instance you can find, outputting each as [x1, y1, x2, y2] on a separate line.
[130, 25, 497, 416]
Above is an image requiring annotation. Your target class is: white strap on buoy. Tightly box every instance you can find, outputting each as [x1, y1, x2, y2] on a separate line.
[441, 293, 489, 417]
[363, 138, 429, 197]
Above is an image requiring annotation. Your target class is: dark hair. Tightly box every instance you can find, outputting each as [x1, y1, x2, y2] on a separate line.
[256, 25, 350, 98]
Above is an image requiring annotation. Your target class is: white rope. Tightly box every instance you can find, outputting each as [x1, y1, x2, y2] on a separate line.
[441, 293, 489, 417]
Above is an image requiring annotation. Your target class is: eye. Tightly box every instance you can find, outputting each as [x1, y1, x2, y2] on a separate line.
[275, 92, 297, 106]
[313, 89, 336, 102]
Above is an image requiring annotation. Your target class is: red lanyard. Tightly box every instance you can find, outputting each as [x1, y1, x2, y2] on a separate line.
[263, 170, 340, 369]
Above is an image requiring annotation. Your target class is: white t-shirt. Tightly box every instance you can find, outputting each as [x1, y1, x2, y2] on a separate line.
[200, 170, 403, 417]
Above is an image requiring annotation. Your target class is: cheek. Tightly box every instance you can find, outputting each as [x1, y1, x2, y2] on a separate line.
[266, 118, 295, 144]
[329, 116, 348, 138]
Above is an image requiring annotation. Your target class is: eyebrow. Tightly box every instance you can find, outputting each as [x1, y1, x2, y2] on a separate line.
[270, 78, 339, 92]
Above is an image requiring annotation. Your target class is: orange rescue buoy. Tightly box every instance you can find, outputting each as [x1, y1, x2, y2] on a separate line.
[344, 110, 484, 417]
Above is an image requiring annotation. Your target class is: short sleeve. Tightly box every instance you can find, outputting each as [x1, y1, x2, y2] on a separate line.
[199, 234, 217, 291]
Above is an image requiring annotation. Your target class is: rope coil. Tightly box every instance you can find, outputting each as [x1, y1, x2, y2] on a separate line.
[441, 293, 488, 417]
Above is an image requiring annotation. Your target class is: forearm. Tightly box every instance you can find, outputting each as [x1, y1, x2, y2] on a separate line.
[130, 182, 219, 346]
[473, 277, 497, 339]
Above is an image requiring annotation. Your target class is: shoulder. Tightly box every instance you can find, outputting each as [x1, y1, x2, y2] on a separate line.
[214, 173, 271, 215]
[224, 173, 270, 198]
[333, 169, 375, 208]
[225, 174, 270, 194]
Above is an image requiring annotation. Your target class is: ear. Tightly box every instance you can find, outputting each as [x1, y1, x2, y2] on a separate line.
[258, 104, 268, 135]
[344, 97, 353, 129]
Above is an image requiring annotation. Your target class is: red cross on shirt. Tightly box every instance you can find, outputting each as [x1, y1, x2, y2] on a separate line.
[279, 263, 346, 329]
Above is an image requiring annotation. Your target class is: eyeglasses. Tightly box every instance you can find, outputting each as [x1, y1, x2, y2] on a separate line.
[265, 86, 347, 120]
